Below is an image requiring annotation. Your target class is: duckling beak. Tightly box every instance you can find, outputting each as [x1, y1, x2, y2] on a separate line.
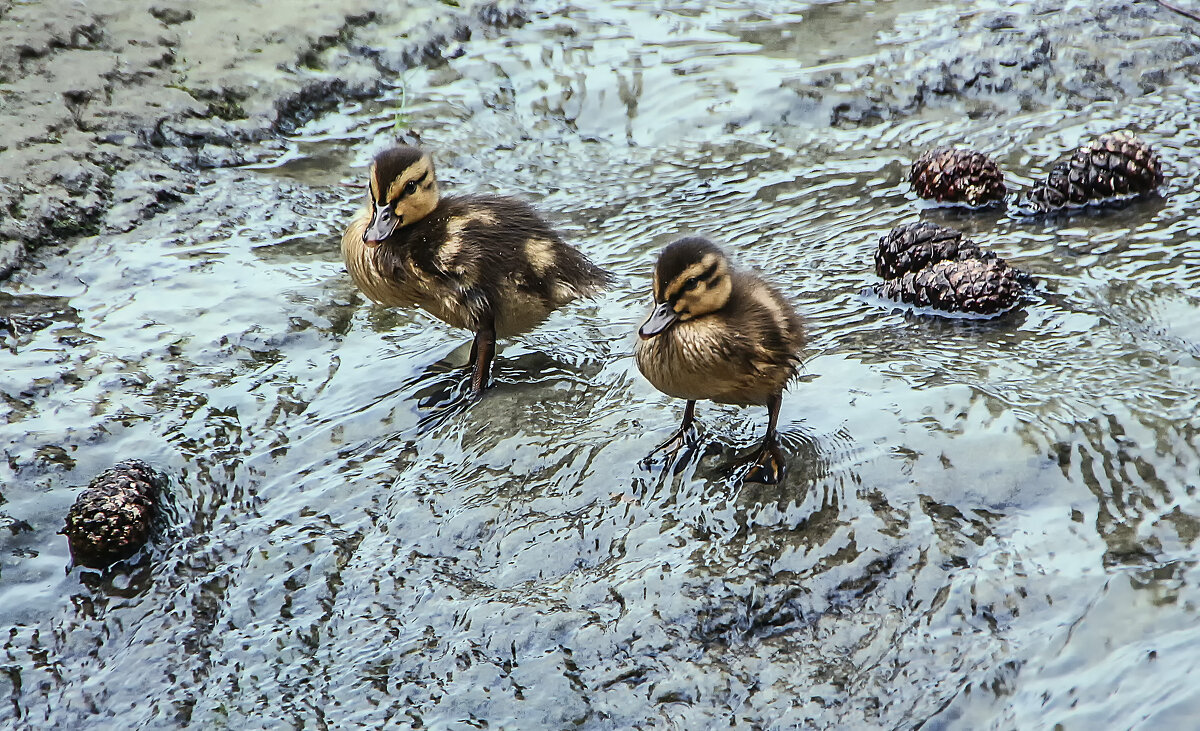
[639, 302, 678, 339]
[363, 206, 399, 247]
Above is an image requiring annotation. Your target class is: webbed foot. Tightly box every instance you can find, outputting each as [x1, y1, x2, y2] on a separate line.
[640, 427, 693, 468]
[639, 400, 699, 470]
[739, 438, 786, 484]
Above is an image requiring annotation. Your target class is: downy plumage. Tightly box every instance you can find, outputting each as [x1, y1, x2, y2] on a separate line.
[635, 237, 805, 483]
[342, 145, 614, 393]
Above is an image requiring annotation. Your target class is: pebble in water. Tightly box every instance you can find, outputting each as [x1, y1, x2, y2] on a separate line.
[910, 147, 1007, 207]
[872, 222, 1029, 316]
[1012, 130, 1164, 214]
[61, 460, 165, 569]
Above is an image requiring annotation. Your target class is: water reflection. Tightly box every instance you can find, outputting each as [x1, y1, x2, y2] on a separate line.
[2, 0, 1200, 728]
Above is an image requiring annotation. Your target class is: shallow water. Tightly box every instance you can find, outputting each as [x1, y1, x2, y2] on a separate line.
[3, 0, 1200, 727]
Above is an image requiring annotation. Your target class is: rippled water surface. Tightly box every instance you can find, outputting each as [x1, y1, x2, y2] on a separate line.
[3, 1, 1200, 727]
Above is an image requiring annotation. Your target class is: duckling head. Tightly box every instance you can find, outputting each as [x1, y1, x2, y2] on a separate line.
[363, 145, 440, 246]
[639, 236, 733, 339]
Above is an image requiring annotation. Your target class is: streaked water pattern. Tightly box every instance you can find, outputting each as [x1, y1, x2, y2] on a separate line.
[2, 0, 1199, 727]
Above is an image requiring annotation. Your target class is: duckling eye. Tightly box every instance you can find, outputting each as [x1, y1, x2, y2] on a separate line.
[404, 180, 418, 196]
[683, 276, 702, 291]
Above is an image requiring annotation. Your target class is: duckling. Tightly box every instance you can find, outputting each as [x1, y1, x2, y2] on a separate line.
[634, 237, 805, 483]
[341, 145, 614, 393]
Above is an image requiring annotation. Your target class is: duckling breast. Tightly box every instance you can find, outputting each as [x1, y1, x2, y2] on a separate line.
[493, 285, 556, 338]
[341, 209, 425, 310]
[635, 319, 780, 406]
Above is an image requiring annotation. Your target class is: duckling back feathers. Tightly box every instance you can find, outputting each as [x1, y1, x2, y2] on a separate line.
[342, 146, 613, 338]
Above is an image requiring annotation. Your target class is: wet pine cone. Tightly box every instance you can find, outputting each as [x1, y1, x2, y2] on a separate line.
[874, 258, 1023, 315]
[62, 459, 165, 569]
[1013, 131, 1164, 214]
[874, 221, 988, 280]
[910, 147, 1007, 207]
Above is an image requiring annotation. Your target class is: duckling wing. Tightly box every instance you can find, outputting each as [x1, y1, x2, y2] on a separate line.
[728, 275, 806, 380]
[683, 325, 795, 406]
[438, 195, 611, 306]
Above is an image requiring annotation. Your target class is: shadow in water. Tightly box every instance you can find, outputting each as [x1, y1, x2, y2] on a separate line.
[402, 356, 476, 433]
[401, 347, 603, 435]
[630, 421, 835, 528]
[73, 556, 157, 601]
[635, 420, 832, 492]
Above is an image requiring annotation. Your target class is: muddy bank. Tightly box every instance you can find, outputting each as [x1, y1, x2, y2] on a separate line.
[2, 0, 1195, 280]
[0, 0, 526, 278]
[780, 0, 1200, 126]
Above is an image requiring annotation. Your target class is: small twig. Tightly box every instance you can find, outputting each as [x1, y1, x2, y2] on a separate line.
[1157, 0, 1200, 24]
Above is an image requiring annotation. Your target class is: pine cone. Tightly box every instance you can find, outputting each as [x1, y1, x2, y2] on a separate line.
[873, 258, 1023, 315]
[1014, 131, 1164, 214]
[62, 459, 165, 568]
[875, 222, 986, 280]
[910, 147, 1007, 207]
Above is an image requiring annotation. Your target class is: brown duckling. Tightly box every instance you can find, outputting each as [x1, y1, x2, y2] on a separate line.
[341, 145, 614, 393]
[634, 236, 805, 483]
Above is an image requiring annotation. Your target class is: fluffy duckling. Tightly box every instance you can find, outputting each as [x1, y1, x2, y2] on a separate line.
[342, 145, 614, 393]
[634, 237, 805, 483]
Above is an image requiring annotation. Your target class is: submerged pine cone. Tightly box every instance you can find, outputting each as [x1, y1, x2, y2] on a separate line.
[910, 147, 1007, 207]
[874, 258, 1023, 315]
[1014, 131, 1164, 214]
[875, 222, 988, 280]
[62, 459, 165, 569]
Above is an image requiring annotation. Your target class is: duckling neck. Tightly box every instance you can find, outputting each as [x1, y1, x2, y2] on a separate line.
[372, 208, 454, 274]
[342, 207, 443, 307]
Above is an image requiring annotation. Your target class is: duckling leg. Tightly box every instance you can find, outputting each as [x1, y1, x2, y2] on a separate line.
[642, 400, 697, 464]
[469, 315, 497, 394]
[743, 393, 785, 484]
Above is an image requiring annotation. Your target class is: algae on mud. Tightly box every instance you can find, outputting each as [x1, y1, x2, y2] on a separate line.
[0, 0, 527, 278]
[3, 0, 1200, 728]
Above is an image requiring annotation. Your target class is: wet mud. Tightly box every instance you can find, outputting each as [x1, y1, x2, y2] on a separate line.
[0, 0, 526, 277]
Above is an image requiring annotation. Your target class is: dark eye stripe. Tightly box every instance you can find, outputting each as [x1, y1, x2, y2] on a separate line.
[401, 170, 429, 195]
[667, 260, 720, 304]
[695, 260, 719, 285]
[382, 169, 431, 205]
